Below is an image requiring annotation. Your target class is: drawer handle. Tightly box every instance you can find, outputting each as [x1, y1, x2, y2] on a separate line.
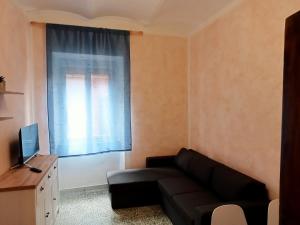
[40, 186, 44, 192]
[53, 198, 57, 201]
[48, 175, 51, 179]
[54, 166, 57, 170]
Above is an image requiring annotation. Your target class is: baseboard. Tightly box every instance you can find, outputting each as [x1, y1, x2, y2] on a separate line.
[60, 184, 108, 193]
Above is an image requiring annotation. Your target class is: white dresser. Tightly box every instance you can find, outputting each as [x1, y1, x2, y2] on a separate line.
[0, 155, 59, 225]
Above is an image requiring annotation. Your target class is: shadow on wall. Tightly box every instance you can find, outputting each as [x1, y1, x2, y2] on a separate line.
[9, 139, 20, 167]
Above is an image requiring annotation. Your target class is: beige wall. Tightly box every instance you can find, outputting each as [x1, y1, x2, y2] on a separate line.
[0, 0, 31, 175]
[188, 0, 299, 198]
[126, 34, 188, 168]
[30, 23, 49, 155]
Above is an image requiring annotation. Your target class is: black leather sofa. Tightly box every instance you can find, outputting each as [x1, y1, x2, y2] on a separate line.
[107, 148, 269, 225]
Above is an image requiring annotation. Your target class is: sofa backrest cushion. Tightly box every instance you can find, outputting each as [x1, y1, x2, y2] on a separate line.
[185, 149, 216, 186]
[175, 148, 192, 172]
[211, 165, 268, 201]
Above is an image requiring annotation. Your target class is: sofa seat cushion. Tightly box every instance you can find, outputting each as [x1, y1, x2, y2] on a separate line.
[158, 176, 206, 198]
[107, 168, 184, 193]
[172, 191, 220, 225]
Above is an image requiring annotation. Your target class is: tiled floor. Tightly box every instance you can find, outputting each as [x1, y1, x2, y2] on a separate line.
[55, 186, 172, 225]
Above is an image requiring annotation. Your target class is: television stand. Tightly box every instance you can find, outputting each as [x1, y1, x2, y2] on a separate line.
[0, 155, 59, 225]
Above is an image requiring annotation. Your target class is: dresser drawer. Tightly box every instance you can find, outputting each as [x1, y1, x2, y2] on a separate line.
[51, 160, 58, 179]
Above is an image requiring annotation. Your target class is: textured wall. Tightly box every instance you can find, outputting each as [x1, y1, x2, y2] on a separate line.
[126, 34, 188, 168]
[30, 23, 49, 155]
[0, 0, 31, 175]
[188, 0, 299, 198]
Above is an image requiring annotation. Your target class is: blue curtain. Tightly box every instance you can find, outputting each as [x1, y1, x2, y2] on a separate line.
[46, 24, 131, 157]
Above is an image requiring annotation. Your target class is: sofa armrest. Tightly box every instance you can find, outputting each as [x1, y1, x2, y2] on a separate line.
[194, 201, 268, 225]
[146, 155, 176, 168]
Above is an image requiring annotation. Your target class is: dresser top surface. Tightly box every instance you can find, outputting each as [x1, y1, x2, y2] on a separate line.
[0, 155, 58, 192]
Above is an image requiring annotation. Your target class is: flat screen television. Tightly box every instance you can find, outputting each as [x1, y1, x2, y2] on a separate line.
[19, 123, 40, 164]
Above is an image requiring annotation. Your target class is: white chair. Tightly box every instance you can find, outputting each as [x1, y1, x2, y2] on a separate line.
[268, 199, 279, 225]
[211, 204, 248, 225]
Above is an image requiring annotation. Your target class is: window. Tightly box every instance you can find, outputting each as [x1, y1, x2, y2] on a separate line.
[47, 24, 131, 156]
[65, 74, 111, 155]
[90, 75, 110, 141]
[66, 74, 87, 141]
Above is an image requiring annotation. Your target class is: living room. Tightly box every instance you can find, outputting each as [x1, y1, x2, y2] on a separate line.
[0, 0, 299, 225]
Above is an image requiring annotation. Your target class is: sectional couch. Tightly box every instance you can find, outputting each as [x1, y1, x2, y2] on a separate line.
[107, 148, 269, 225]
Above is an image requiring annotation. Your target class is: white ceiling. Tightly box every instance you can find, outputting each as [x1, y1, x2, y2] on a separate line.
[12, 0, 241, 37]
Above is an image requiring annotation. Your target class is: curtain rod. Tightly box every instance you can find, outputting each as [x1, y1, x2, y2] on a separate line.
[30, 21, 143, 35]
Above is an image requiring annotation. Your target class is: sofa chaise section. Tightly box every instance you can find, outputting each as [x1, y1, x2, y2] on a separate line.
[107, 167, 184, 208]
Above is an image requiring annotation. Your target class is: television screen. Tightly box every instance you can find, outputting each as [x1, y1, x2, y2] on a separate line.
[19, 123, 40, 164]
